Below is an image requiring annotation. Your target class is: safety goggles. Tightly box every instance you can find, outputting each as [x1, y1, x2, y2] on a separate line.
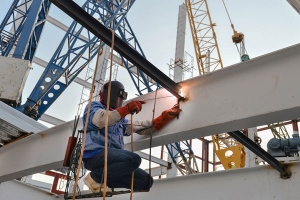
[118, 89, 128, 100]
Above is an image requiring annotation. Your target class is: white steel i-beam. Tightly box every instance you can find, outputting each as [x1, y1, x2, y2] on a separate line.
[125, 43, 300, 150]
[39, 113, 65, 126]
[1, 163, 300, 200]
[1, 43, 300, 182]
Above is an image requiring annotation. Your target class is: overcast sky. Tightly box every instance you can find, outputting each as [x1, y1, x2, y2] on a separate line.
[0, 0, 300, 123]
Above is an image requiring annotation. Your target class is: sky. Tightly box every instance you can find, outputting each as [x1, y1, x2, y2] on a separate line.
[0, 0, 300, 166]
[0, 0, 299, 122]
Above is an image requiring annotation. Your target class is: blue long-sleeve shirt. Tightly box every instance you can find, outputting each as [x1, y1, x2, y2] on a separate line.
[82, 101, 129, 159]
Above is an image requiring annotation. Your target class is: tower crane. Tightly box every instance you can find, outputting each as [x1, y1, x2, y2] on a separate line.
[185, 0, 223, 75]
[185, 0, 245, 170]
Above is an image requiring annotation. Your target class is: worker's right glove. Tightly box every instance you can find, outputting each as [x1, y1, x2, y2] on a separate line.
[153, 104, 182, 131]
[116, 100, 146, 118]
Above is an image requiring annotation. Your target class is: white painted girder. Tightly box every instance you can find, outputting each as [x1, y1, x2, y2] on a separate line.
[0, 120, 73, 183]
[39, 113, 65, 126]
[1, 43, 300, 182]
[125, 43, 300, 150]
[0, 180, 58, 200]
[0, 101, 47, 134]
[1, 163, 300, 200]
[135, 151, 170, 167]
[144, 166, 167, 177]
[0, 117, 168, 182]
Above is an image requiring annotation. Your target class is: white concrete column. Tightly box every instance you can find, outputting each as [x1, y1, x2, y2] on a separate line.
[166, 149, 178, 177]
[245, 127, 259, 167]
[167, 4, 187, 177]
[173, 4, 186, 83]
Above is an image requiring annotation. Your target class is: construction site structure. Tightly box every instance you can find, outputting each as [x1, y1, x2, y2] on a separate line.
[0, 0, 207, 183]
[2, 41, 300, 199]
[1, 0, 300, 200]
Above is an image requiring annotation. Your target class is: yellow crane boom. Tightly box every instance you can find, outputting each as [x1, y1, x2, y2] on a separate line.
[185, 0, 245, 170]
[185, 0, 223, 75]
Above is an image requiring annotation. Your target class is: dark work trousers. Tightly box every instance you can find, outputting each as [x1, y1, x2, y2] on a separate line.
[83, 148, 153, 191]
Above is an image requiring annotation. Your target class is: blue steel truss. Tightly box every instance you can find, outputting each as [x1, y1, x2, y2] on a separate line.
[0, 0, 195, 174]
[100, 2, 156, 95]
[116, 18, 157, 94]
[166, 140, 194, 162]
[166, 140, 198, 173]
[0, 0, 51, 62]
[16, 0, 155, 119]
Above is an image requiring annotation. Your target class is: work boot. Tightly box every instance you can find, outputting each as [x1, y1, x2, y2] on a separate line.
[83, 173, 101, 193]
[83, 173, 112, 193]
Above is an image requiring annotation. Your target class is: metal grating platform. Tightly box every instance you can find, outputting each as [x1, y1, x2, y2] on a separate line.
[0, 101, 48, 146]
[67, 190, 148, 199]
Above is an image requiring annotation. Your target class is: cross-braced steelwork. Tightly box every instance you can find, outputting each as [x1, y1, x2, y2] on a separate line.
[269, 122, 290, 139]
[0, 0, 51, 62]
[185, 0, 223, 75]
[17, 0, 155, 119]
[166, 141, 199, 175]
[115, 17, 157, 94]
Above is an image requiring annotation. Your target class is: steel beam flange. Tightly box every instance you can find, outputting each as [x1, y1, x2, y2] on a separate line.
[227, 131, 291, 179]
[49, 0, 182, 99]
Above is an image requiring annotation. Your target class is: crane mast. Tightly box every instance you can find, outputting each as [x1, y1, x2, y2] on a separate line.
[185, 0, 245, 170]
[185, 0, 223, 75]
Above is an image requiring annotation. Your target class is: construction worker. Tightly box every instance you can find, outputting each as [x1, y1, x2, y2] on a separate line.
[82, 81, 182, 193]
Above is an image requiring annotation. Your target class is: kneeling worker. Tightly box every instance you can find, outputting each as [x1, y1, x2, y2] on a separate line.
[82, 81, 181, 192]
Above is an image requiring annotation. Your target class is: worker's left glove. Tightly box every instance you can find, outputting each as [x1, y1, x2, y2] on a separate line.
[153, 104, 182, 130]
[116, 100, 146, 118]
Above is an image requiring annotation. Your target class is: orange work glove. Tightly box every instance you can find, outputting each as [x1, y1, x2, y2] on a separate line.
[153, 104, 182, 130]
[116, 100, 146, 118]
